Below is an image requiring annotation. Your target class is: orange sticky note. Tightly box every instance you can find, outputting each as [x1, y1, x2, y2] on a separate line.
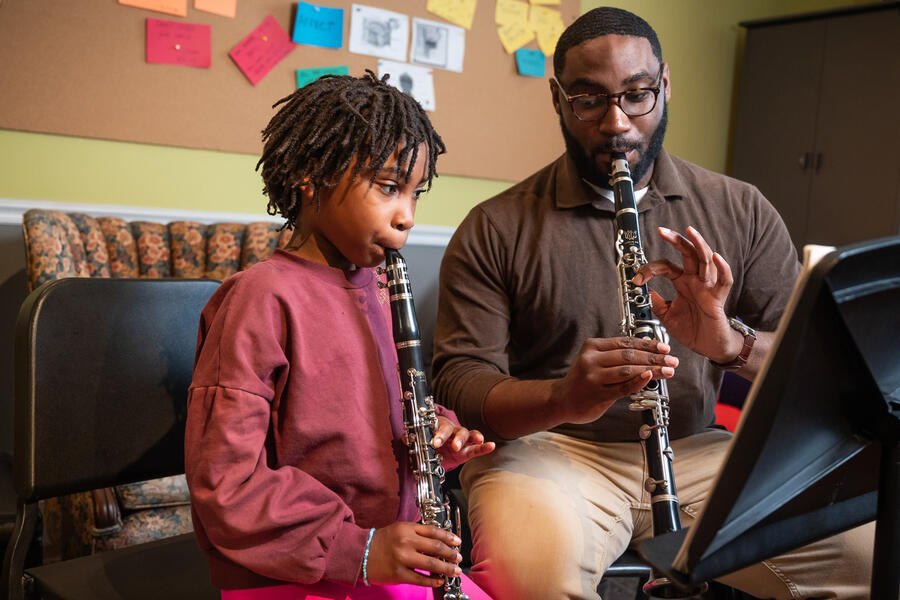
[118, 0, 188, 18]
[195, 0, 236, 18]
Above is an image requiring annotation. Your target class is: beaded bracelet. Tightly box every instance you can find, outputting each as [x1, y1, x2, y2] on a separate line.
[362, 528, 376, 586]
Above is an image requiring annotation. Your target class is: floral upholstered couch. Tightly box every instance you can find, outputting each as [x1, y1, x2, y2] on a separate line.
[22, 208, 291, 560]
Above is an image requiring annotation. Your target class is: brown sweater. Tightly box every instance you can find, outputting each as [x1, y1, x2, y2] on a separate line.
[432, 149, 800, 442]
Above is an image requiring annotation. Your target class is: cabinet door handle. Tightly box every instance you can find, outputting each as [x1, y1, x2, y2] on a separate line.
[813, 153, 823, 173]
[798, 153, 811, 170]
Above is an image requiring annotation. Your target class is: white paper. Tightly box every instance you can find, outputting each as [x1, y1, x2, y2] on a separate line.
[348, 4, 409, 62]
[378, 60, 435, 112]
[410, 17, 465, 73]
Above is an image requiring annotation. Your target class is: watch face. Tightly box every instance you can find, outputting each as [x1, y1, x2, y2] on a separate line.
[729, 317, 756, 338]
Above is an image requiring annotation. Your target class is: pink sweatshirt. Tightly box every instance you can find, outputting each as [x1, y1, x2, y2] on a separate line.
[185, 250, 454, 591]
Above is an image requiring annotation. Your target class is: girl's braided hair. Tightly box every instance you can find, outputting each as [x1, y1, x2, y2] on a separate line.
[257, 70, 446, 230]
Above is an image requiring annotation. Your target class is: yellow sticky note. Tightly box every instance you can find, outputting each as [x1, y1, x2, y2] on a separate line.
[427, 0, 477, 30]
[495, 0, 529, 27]
[497, 22, 535, 54]
[530, 0, 561, 5]
[529, 5, 564, 31]
[194, 0, 236, 18]
[536, 19, 564, 56]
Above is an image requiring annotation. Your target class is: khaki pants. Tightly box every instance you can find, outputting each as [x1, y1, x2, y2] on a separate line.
[460, 429, 876, 600]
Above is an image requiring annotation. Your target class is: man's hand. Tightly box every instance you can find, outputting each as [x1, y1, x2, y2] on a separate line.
[634, 226, 742, 363]
[552, 336, 678, 425]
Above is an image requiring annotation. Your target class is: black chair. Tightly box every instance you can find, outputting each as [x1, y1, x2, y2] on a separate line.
[597, 548, 651, 600]
[1, 278, 221, 600]
[0, 452, 18, 560]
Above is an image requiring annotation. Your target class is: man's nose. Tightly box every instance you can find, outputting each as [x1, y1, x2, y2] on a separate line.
[598, 102, 631, 135]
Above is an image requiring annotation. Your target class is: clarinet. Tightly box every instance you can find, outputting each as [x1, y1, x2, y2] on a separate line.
[381, 248, 469, 600]
[609, 153, 705, 598]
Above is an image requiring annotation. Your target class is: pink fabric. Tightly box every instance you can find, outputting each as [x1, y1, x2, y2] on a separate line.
[221, 574, 492, 600]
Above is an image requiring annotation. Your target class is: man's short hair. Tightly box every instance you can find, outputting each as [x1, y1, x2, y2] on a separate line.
[553, 7, 663, 78]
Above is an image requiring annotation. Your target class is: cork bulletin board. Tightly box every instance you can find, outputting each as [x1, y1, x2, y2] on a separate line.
[0, 0, 578, 182]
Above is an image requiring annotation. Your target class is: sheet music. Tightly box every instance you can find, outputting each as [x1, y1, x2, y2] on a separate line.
[671, 243, 836, 571]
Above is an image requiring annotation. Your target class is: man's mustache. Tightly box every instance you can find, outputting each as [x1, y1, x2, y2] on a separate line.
[594, 139, 642, 155]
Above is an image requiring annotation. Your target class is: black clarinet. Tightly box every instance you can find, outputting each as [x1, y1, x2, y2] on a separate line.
[609, 153, 705, 598]
[381, 248, 469, 600]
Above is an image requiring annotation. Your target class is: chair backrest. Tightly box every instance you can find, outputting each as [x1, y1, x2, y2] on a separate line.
[13, 278, 220, 503]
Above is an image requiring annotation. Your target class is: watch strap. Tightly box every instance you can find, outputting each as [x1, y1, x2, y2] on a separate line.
[710, 317, 757, 372]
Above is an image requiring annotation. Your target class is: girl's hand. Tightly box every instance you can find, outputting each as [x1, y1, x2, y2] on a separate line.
[364, 522, 463, 587]
[432, 416, 495, 471]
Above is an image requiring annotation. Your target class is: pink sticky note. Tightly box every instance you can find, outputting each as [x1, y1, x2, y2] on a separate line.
[229, 16, 296, 86]
[119, 0, 188, 17]
[146, 18, 211, 68]
[194, 0, 236, 18]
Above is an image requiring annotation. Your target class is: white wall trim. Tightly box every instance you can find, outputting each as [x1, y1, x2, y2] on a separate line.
[0, 198, 455, 247]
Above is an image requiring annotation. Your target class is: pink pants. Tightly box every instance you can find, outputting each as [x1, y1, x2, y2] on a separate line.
[221, 574, 491, 600]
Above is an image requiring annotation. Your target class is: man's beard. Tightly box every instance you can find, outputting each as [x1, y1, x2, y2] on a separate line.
[561, 104, 668, 189]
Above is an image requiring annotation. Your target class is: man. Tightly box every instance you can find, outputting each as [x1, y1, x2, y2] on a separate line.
[432, 7, 874, 600]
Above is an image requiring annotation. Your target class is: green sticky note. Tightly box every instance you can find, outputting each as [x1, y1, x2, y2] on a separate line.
[296, 65, 350, 88]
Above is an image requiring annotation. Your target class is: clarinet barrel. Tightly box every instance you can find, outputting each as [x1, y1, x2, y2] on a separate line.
[609, 153, 706, 598]
[382, 248, 469, 600]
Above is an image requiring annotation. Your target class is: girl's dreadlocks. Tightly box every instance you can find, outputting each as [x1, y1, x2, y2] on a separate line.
[257, 70, 446, 230]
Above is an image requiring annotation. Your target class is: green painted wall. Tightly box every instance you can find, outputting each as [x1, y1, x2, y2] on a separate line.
[0, 0, 871, 227]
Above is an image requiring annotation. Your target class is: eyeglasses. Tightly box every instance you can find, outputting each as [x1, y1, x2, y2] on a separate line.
[555, 66, 664, 122]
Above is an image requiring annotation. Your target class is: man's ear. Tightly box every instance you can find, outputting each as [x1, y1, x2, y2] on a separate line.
[662, 62, 671, 103]
[549, 78, 562, 116]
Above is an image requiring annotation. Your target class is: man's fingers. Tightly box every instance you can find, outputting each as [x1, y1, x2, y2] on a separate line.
[713, 252, 733, 291]
[647, 290, 670, 317]
[658, 226, 700, 275]
[581, 336, 670, 354]
[686, 226, 716, 285]
[578, 344, 678, 370]
[633, 259, 682, 285]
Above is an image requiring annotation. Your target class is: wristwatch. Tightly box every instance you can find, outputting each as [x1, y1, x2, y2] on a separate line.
[710, 317, 757, 372]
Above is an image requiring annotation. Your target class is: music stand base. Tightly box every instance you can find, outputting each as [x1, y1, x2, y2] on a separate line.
[872, 440, 900, 599]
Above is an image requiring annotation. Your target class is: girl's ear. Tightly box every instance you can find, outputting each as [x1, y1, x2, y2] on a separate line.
[299, 181, 315, 202]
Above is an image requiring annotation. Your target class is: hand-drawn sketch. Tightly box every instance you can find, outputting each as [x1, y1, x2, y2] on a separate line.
[378, 60, 435, 111]
[410, 17, 465, 73]
[413, 22, 448, 67]
[349, 4, 408, 63]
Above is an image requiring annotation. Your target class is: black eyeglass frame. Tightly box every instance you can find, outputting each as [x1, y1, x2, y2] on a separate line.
[554, 66, 665, 122]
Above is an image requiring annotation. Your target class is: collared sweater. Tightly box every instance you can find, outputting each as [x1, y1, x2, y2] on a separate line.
[185, 250, 454, 590]
[432, 149, 801, 443]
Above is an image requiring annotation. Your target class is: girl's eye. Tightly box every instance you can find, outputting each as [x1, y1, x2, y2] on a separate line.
[413, 189, 426, 200]
[378, 183, 398, 195]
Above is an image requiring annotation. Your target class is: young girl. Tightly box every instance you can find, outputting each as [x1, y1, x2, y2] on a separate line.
[184, 72, 494, 600]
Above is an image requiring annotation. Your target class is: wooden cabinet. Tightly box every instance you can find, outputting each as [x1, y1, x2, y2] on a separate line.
[731, 3, 900, 250]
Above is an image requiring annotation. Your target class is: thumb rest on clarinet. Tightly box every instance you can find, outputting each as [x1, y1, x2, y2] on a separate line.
[380, 248, 469, 600]
[610, 152, 706, 598]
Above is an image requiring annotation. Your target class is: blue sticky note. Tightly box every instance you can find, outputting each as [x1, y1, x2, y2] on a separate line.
[296, 65, 350, 88]
[515, 48, 545, 77]
[292, 2, 344, 49]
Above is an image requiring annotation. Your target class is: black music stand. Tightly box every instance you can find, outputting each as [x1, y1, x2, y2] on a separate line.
[638, 236, 900, 600]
